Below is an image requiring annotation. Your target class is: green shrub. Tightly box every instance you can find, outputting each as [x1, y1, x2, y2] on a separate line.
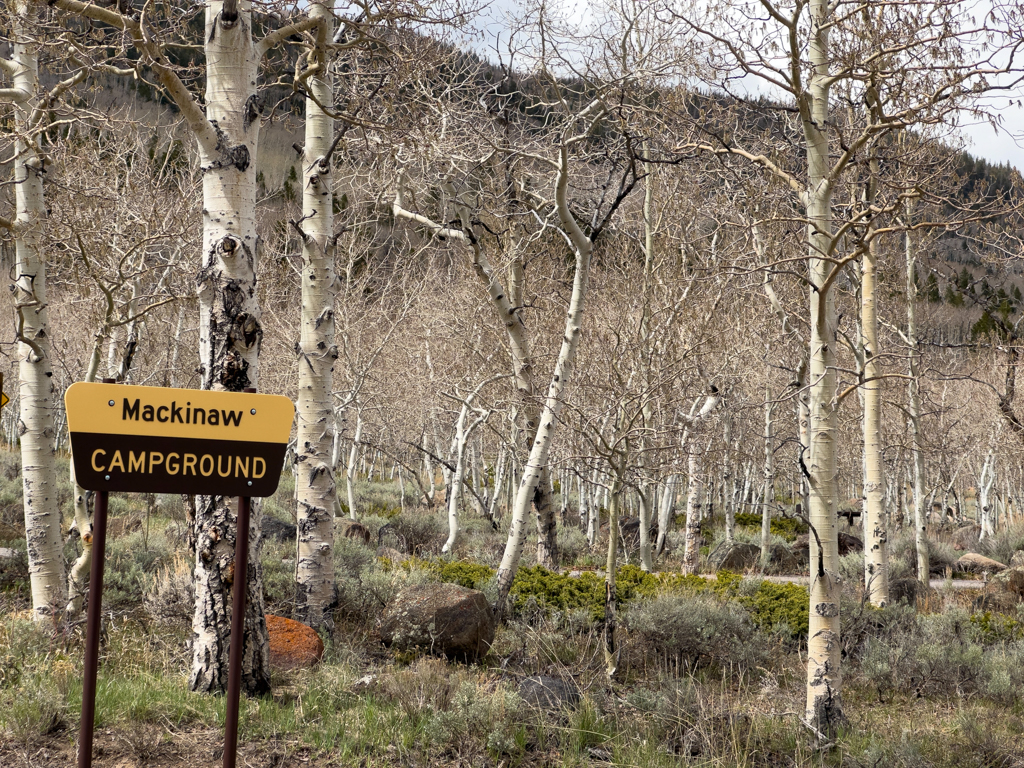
[711, 571, 809, 638]
[741, 579, 809, 638]
[969, 610, 1024, 643]
[431, 560, 496, 590]
[510, 565, 606, 619]
[734, 512, 807, 541]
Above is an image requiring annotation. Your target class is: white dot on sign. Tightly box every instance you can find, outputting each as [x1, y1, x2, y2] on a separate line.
[247, 481, 252, 486]
[104, 475, 110, 480]
[250, 409, 256, 415]
[108, 400, 115, 406]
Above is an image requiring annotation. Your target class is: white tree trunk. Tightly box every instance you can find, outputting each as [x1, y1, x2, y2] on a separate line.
[905, 202, 929, 584]
[292, 0, 338, 630]
[495, 146, 594, 609]
[346, 409, 363, 521]
[655, 474, 677, 558]
[7, 2, 66, 622]
[442, 392, 487, 553]
[637, 485, 654, 571]
[189, 0, 277, 696]
[861, 179, 888, 607]
[761, 394, 775, 563]
[682, 449, 704, 576]
[803, 0, 843, 730]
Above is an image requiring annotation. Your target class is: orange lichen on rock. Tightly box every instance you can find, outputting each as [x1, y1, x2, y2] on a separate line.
[265, 614, 324, 671]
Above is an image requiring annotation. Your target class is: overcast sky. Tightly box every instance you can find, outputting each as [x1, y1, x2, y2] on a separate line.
[463, 0, 1024, 172]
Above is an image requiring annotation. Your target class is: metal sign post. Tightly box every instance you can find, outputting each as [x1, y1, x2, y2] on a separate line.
[77, 488, 108, 768]
[66, 382, 294, 768]
[223, 494, 251, 768]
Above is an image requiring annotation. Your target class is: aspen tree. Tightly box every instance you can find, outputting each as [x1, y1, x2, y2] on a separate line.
[292, 0, 339, 631]
[859, 160, 889, 607]
[0, 1, 82, 621]
[50, 0, 322, 694]
[680, 394, 721, 575]
[904, 200, 930, 584]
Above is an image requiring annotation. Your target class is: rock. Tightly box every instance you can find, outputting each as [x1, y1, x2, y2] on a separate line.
[955, 552, 1007, 574]
[263, 517, 297, 542]
[951, 524, 981, 551]
[0, 521, 22, 542]
[265, 614, 324, 671]
[337, 519, 371, 545]
[988, 566, 1024, 594]
[1010, 550, 1024, 569]
[791, 532, 862, 559]
[838, 532, 863, 555]
[979, 567, 1024, 611]
[349, 674, 378, 694]
[709, 542, 760, 572]
[517, 676, 580, 710]
[377, 546, 407, 563]
[766, 543, 799, 574]
[379, 583, 495, 661]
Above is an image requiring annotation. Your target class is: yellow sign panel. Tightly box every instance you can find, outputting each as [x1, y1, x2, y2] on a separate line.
[65, 383, 295, 496]
[0, 372, 7, 409]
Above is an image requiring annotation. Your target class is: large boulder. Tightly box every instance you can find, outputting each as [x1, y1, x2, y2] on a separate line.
[518, 675, 580, 710]
[978, 567, 1024, 611]
[951, 524, 981, 551]
[792, 532, 863, 558]
[838, 532, 864, 555]
[379, 583, 495, 661]
[955, 552, 1007, 575]
[709, 542, 760, 572]
[766, 543, 800, 574]
[266, 614, 324, 671]
[619, 518, 650, 552]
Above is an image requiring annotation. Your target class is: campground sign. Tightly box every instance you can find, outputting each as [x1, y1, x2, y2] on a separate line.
[65, 382, 294, 497]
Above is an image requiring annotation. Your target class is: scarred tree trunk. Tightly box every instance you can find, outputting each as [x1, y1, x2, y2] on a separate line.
[5, 2, 66, 622]
[292, 0, 338, 631]
[190, 1, 271, 696]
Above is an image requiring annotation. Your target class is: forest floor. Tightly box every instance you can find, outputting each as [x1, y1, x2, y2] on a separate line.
[3, 452, 1024, 767]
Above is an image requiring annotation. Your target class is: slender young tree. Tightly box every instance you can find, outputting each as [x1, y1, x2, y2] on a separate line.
[291, 0, 339, 632]
[1, 1, 92, 621]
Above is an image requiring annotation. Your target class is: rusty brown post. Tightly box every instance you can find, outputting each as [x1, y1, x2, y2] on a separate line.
[224, 385, 257, 768]
[222, 494, 251, 768]
[78, 381, 115, 768]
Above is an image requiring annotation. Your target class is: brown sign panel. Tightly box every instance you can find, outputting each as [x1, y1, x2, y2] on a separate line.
[65, 383, 294, 497]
